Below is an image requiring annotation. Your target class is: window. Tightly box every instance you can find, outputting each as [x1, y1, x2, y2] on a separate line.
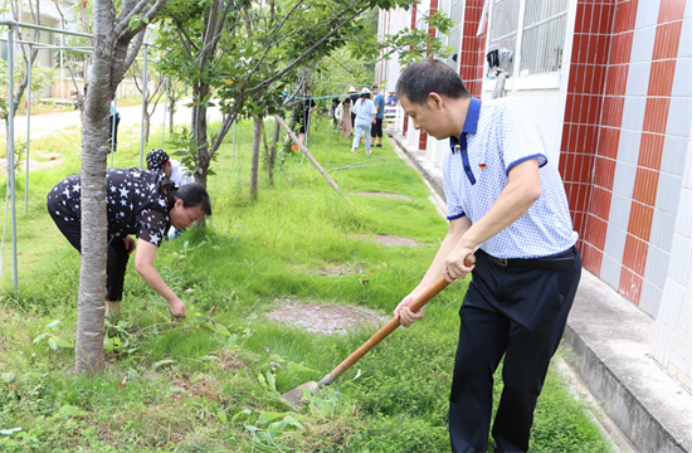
[489, 0, 568, 76]
[437, 0, 464, 71]
[520, 0, 568, 74]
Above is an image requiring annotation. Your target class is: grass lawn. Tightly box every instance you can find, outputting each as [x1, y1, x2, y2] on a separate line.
[0, 115, 613, 452]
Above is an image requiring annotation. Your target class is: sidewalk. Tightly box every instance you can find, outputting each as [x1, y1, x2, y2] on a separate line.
[0, 102, 223, 138]
[389, 131, 692, 453]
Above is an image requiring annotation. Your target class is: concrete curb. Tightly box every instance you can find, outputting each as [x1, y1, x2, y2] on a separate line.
[388, 131, 692, 453]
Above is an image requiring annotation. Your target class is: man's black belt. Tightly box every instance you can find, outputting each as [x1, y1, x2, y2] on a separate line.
[488, 247, 577, 270]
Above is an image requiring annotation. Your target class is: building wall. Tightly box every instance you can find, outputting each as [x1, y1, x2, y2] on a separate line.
[560, 0, 691, 386]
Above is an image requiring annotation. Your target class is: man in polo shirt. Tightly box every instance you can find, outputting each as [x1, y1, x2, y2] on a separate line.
[393, 59, 580, 453]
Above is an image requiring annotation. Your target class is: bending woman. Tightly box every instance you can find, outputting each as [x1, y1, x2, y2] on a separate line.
[47, 167, 212, 319]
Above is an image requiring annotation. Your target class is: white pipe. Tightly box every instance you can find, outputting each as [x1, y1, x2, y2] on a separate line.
[139, 44, 148, 169]
[25, 44, 31, 215]
[6, 24, 18, 289]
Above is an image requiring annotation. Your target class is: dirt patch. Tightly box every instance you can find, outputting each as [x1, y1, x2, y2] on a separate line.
[0, 157, 63, 172]
[358, 192, 412, 201]
[319, 263, 365, 276]
[356, 234, 418, 247]
[267, 302, 388, 335]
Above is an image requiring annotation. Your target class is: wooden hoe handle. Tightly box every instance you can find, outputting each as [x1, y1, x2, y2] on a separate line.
[318, 276, 451, 386]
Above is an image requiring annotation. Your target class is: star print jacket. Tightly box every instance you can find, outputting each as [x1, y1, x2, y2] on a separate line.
[47, 168, 171, 246]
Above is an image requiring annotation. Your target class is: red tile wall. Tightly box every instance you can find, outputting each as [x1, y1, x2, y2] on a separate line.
[559, 0, 620, 275]
[619, 0, 686, 304]
[459, 0, 486, 98]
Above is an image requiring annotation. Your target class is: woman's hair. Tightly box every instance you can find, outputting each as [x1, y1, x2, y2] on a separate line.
[360, 92, 370, 104]
[162, 181, 212, 216]
[343, 97, 351, 104]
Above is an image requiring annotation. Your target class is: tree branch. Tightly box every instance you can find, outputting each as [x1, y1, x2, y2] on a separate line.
[246, 6, 367, 96]
[114, 0, 152, 38]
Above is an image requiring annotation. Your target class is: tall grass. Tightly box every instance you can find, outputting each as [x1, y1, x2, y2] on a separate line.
[0, 116, 613, 452]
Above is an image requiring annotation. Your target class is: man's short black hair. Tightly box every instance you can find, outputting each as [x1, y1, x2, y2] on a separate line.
[396, 59, 470, 105]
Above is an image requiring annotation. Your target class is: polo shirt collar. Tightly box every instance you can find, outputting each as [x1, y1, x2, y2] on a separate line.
[449, 97, 481, 150]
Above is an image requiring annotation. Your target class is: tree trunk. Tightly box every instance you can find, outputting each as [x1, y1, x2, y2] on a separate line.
[144, 111, 151, 143]
[250, 115, 262, 199]
[75, 1, 114, 374]
[169, 98, 176, 134]
[268, 117, 279, 186]
[191, 82, 210, 226]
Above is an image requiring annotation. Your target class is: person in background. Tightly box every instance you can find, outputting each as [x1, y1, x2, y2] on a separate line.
[370, 87, 386, 148]
[146, 149, 195, 186]
[108, 98, 120, 152]
[348, 86, 359, 130]
[387, 91, 397, 106]
[336, 97, 353, 143]
[295, 91, 317, 146]
[146, 149, 195, 239]
[351, 88, 376, 155]
[329, 97, 341, 129]
[47, 168, 212, 320]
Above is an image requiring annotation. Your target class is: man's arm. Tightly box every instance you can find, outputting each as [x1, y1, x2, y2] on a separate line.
[445, 158, 541, 279]
[395, 215, 473, 326]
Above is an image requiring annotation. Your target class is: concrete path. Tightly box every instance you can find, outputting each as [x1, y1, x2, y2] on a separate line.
[389, 130, 692, 453]
[0, 100, 223, 138]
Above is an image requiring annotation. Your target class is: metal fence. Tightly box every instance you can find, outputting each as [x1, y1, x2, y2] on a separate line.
[520, 0, 568, 74]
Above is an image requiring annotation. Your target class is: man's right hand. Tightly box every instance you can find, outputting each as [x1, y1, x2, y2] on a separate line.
[394, 293, 425, 328]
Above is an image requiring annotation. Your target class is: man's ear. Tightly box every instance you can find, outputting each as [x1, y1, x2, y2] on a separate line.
[428, 93, 444, 110]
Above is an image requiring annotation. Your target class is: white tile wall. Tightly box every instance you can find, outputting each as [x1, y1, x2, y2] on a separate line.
[655, 173, 683, 215]
[645, 244, 670, 288]
[612, 162, 638, 198]
[652, 143, 692, 387]
[666, 97, 692, 137]
[651, 210, 676, 251]
[621, 96, 648, 131]
[661, 135, 689, 177]
[631, 26, 658, 62]
[601, 254, 623, 291]
[672, 57, 692, 97]
[604, 222, 628, 262]
[609, 193, 633, 230]
[679, 17, 692, 57]
[635, 0, 661, 29]
[626, 62, 653, 96]
[641, 280, 663, 317]
[617, 129, 642, 165]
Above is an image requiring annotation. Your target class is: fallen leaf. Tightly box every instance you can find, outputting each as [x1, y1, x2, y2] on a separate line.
[361, 280, 369, 285]
[119, 376, 128, 388]
[207, 304, 216, 315]
[254, 269, 259, 274]
[382, 262, 388, 267]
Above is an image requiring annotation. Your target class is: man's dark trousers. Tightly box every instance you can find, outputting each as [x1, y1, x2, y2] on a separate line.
[449, 247, 581, 453]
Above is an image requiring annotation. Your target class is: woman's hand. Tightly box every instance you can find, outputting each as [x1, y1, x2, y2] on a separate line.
[124, 236, 136, 255]
[169, 297, 186, 318]
[394, 293, 425, 328]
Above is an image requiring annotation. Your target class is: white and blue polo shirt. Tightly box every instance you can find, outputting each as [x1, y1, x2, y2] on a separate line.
[443, 97, 578, 259]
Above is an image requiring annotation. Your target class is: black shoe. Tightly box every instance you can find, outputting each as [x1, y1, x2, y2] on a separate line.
[375, 144, 382, 147]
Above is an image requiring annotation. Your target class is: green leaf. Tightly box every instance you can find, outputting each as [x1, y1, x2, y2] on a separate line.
[32, 333, 47, 344]
[45, 320, 60, 330]
[257, 411, 285, 425]
[232, 408, 252, 422]
[0, 428, 21, 436]
[58, 405, 88, 418]
[49, 336, 73, 348]
[152, 359, 177, 370]
[265, 370, 277, 392]
[1, 372, 15, 384]
[215, 324, 231, 337]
